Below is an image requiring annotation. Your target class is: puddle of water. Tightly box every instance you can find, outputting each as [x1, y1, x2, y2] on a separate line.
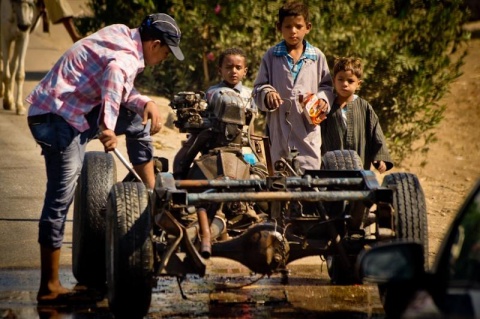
[0, 268, 112, 319]
[0, 264, 385, 319]
[147, 270, 385, 319]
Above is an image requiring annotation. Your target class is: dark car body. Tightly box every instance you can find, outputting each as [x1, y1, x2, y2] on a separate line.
[357, 180, 480, 318]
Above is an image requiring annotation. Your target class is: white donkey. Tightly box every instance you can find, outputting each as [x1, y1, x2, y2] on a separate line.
[0, 0, 35, 115]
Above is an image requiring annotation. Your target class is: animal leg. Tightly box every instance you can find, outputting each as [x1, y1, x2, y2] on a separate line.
[0, 50, 3, 99]
[13, 33, 28, 115]
[3, 51, 15, 111]
[0, 70, 3, 99]
[0, 25, 3, 99]
[1, 35, 14, 111]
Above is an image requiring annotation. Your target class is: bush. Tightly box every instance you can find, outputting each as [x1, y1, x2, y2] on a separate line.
[78, 0, 470, 164]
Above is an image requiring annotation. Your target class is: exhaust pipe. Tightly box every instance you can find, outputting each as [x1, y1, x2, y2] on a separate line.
[197, 208, 211, 259]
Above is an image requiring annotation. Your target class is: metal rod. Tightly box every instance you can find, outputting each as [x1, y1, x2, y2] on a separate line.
[113, 148, 143, 182]
[185, 190, 374, 204]
[175, 177, 364, 189]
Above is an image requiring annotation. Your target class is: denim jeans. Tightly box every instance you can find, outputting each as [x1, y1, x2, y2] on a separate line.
[28, 106, 153, 248]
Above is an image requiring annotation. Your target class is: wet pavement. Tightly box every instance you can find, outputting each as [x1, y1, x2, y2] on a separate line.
[0, 260, 385, 318]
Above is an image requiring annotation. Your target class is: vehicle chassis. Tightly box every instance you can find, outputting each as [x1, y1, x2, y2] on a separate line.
[71, 90, 427, 318]
[152, 169, 395, 279]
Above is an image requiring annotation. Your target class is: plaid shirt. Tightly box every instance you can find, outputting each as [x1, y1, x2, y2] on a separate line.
[273, 40, 318, 82]
[26, 24, 151, 132]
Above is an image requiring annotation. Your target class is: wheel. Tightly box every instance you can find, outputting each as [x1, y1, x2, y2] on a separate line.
[382, 172, 428, 261]
[379, 172, 428, 316]
[106, 182, 154, 319]
[72, 151, 116, 287]
[322, 149, 363, 170]
[322, 150, 363, 284]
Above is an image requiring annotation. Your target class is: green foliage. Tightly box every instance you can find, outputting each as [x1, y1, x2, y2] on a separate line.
[76, 0, 158, 34]
[80, 0, 470, 164]
[314, 0, 469, 163]
[147, 1, 282, 95]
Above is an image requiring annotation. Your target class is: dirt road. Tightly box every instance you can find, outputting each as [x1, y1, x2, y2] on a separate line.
[398, 30, 480, 264]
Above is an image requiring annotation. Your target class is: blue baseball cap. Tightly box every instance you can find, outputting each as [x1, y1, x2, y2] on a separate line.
[141, 13, 184, 61]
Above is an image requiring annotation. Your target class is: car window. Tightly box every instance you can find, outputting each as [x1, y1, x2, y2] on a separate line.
[448, 187, 480, 285]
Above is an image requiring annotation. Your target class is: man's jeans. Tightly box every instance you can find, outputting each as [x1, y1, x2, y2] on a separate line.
[28, 106, 153, 248]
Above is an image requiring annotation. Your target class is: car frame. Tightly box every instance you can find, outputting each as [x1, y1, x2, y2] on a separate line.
[71, 90, 429, 318]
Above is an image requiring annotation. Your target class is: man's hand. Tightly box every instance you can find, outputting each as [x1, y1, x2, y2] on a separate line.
[98, 128, 118, 152]
[143, 101, 163, 135]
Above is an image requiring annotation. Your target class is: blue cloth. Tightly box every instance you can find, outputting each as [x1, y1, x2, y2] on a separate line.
[243, 153, 257, 165]
[273, 40, 318, 82]
[28, 106, 152, 247]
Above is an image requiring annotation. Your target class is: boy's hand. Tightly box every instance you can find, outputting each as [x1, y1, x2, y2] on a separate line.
[303, 94, 328, 125]
[143, 101, 164, 135]
[318, 99, 328, 113]
[98, 128, 118, 152]
[373, 160, 387, 173]
[265, 91, 282, 111]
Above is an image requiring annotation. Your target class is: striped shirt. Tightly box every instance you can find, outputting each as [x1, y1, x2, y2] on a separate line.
[320, 96, 393, 171]
[26, 24, 151, 132]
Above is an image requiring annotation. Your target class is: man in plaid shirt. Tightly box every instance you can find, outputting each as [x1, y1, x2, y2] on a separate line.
[26, 13, 184, 304]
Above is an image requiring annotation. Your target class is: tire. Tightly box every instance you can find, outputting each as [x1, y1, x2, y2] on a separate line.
[382, 172, 428, 259]
[321, 150, 363, 217]
[322, 149, 363, 170]
[106, 182, 154, 319]
[379, 172, 428, 317]
[322, 150, 363, 284]
[73, 151, 116, 287]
